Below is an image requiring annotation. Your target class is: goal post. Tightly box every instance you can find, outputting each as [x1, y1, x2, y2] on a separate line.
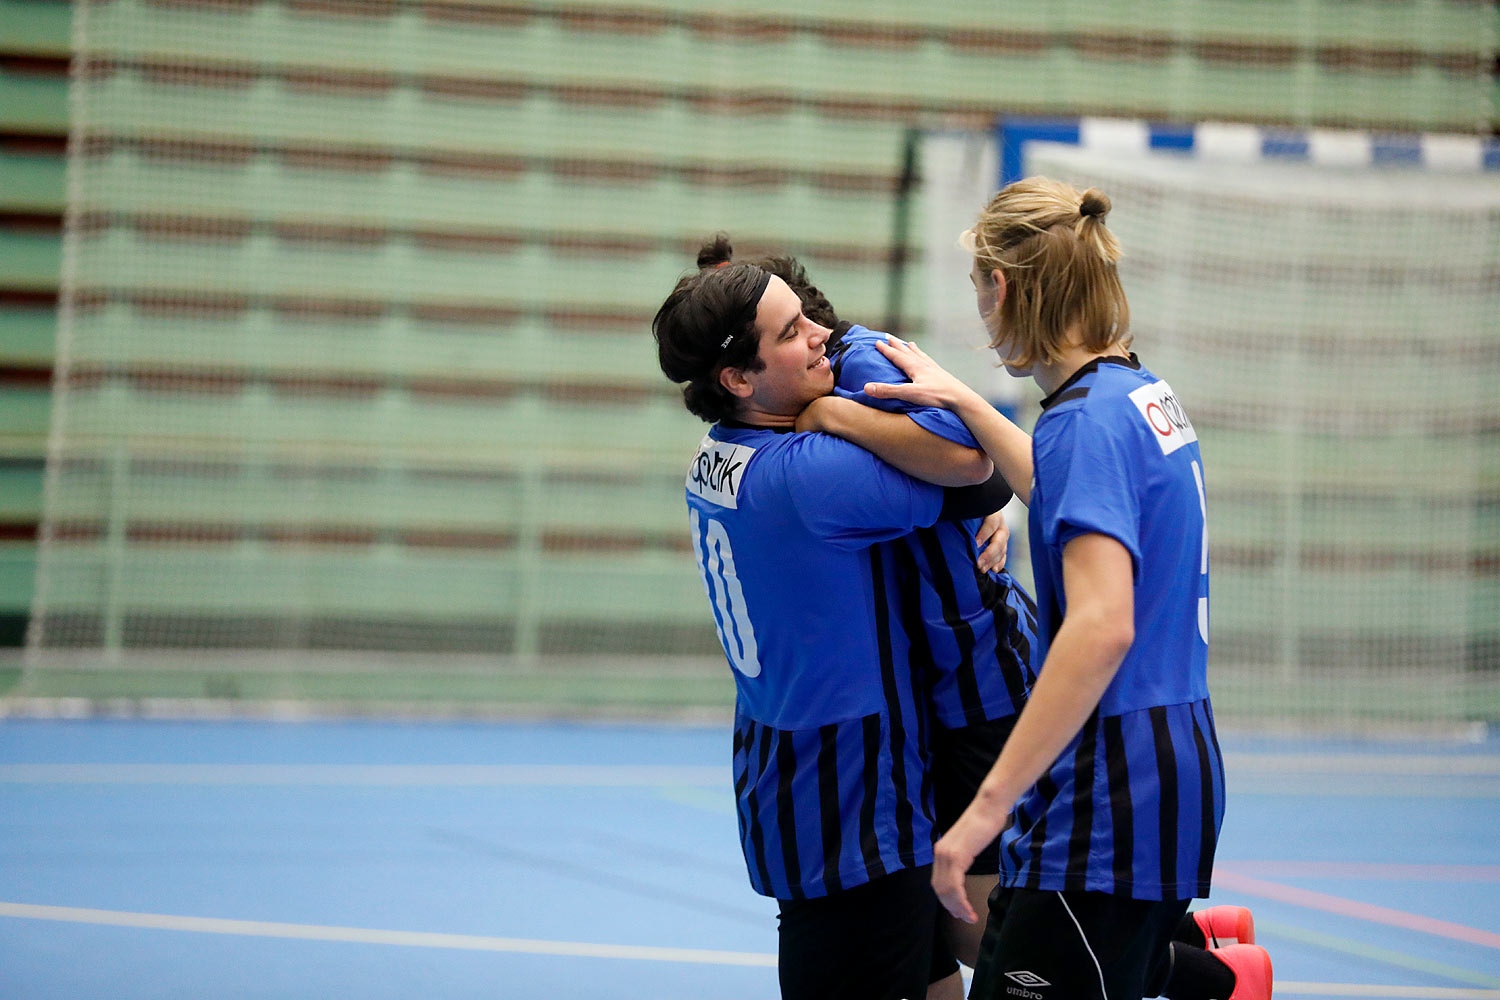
[917, 117, 1500, 733]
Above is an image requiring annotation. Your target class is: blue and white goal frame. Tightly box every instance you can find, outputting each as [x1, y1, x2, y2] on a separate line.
[996, 116, 1500, 186]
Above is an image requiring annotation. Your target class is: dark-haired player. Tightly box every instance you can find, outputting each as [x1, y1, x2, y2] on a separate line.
[654, 245, 1016, 1000]
[703, 238, 1040, 973]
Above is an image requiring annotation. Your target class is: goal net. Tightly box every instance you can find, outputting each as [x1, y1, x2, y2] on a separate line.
[23, 0, 726, 714]
[1004, 136, 1500, 732]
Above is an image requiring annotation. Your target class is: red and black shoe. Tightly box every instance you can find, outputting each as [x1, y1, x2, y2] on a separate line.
[1215, 943, 1274, 1000]
[1192, 904, 1256, 948]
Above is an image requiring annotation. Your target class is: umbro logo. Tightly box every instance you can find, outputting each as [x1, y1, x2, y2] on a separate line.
[1006, 972, 1050, 988]
[1004, 970, 1050, 998]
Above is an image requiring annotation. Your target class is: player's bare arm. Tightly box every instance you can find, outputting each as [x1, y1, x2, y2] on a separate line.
[794, 394, 993, 487]
[864, 338, 1034, 505]
[931, 531, 1134, 921]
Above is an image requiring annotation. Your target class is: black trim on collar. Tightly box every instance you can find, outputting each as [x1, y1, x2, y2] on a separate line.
[1039, 353, 1140, 410]
[825, 322, 854, 381]
[1047, 386, 1091, 408]
[719, 418, 796, 434]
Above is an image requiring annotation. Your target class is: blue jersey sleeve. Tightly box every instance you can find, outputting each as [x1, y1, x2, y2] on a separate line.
[780, 432, 944, 548]
[1035, 409, 1142, 575]
[833, 330, 979, 449]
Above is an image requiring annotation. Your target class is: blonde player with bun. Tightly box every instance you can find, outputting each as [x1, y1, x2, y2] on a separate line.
[862, 178, 1273, 1000]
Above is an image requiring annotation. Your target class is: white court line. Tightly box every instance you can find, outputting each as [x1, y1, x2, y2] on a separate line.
[5, 902, 1497, 996]
[1278, 986, 1500, 999]
[1222, 754, 1500, 776]
[5, 905, 1494, 995]
[1, 753, 1496, 785]
[0, 902, 776, 967]
[0, 764, 724, 785]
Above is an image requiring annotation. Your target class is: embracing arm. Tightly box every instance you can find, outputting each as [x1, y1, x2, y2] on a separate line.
[864, 339, 1034, 504]
[944, 391, 1034, 506]
[930, 531, 1135, 921]
[796, 394, 993, 487]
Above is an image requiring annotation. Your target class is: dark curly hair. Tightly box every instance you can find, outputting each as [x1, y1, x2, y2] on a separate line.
[653, 234, 770, 423]
[749, 256, 840, 330]
[695, 234, 842, 330]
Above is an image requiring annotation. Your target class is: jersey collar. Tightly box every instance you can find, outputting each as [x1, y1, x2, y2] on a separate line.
[825, 321, 854, 381]
[719, 417, 796, 434]
[1039, 353, 1140, 410]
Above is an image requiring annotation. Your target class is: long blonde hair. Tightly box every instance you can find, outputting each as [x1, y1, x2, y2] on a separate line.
[965, 177, 1131, 368]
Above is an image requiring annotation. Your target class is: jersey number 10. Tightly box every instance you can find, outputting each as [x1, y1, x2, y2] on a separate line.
[689, 510, 762, 677]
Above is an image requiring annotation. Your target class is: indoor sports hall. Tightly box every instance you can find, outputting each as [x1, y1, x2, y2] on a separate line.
[1, 2, 1497, 998]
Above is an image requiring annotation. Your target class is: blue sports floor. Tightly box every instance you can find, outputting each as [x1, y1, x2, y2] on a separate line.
[1, 718, 1497, 999]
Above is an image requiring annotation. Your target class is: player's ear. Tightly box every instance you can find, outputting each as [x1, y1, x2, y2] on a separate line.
[719, 365, 754, 399]
[990, 268, 1007, 305]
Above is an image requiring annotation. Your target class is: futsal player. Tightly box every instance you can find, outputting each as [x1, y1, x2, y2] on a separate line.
[720, 237, 1252, 984]
[653, 255, 1009, 1000]
[861, 179, 1274, 1000]
[704, 237, 1042, 972]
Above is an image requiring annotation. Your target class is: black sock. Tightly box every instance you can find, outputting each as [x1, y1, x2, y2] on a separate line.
[1158, 942, 1237, 1000]
[1175, 911, 1208, 948]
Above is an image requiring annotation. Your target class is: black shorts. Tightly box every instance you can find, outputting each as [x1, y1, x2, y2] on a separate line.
[969, 887, 1191, 1000]
[776, 865, 956, 1000]
[931, 713, 1018, 876]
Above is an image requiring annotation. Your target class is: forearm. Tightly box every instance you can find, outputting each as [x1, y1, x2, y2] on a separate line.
[966, 613, 1129, 822]
[803, 397, 993, 487]
[950, 390, 1034, 505]
[929, 530, 1133, 923]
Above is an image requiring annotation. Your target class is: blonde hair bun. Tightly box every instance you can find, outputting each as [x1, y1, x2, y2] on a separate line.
[966, 176, 1130, 366]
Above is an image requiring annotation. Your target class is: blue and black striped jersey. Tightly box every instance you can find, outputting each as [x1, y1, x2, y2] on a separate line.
[688, 422, 939, 899]
[884, 525, 1037, 728]
[833, 324, 1038, 729]
[1000, 355, 1224, 900]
